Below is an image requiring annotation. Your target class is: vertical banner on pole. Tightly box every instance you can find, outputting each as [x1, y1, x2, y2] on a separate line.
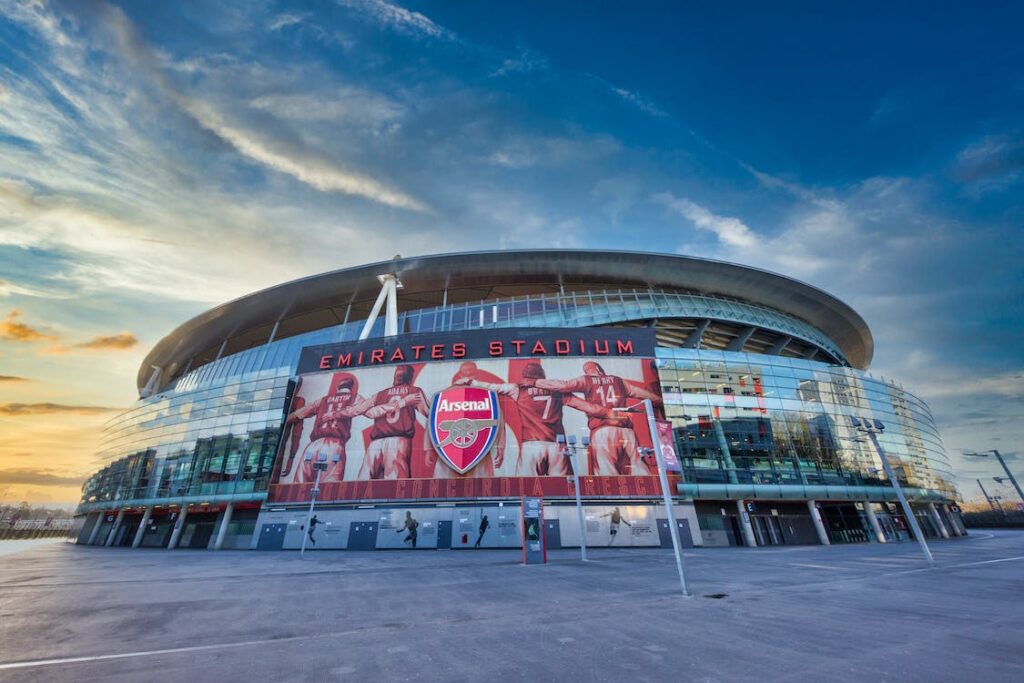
[655, 420, 681, 473]
[522, 497, 546, 564]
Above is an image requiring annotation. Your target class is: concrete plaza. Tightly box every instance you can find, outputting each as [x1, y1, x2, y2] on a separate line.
[0, 531, 1022, 682]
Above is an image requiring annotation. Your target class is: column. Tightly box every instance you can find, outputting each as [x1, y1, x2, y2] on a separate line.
[735, 500, 757, 547]
[104, 509, 125, 547]
[863, 502, 885, 543]
[807, 500, 830, 546]
[213, 502, 234, 550]
[715, 422, 739, 484]
[86, 511, 105, 545]
[927, 503, 950, 539]
[943, 504, 965, 536]
[131, 508, 152, 548]
[167, 506, 189, 550]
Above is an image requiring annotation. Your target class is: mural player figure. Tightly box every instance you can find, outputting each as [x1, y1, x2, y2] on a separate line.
[537, 361, 660, 476]
[285, 373, 363, 482]
[307, 514, 320, 546]
[397, 511, 419, 548]
[602, 507, 631, 545]
[474, 514, 490, 548]
[457, 362, 612, 476]
[351, 366, 429, 480]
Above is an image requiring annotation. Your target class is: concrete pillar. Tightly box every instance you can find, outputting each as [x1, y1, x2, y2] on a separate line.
[104, 509, 125, 547]
[131, 508, 152, 548]
[927, 503, 950, 539]
[807, 500, 831, 546]
[863, 502, 885, 543]
[736, 500, 757, 547]
[167, 506, 189, 550]
[943, 504, 965, 536]
[715, 422, 739, 484]
[86, 511, 105, 545]
[213, 502, 234, 550]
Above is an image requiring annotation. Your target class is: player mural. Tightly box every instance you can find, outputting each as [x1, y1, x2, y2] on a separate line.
[268, 328, 672, 503]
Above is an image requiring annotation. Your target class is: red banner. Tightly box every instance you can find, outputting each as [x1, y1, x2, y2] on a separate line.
[268, 474, 681, 503]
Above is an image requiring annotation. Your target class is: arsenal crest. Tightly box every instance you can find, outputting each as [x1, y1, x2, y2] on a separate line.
[429, 386, 500, 474]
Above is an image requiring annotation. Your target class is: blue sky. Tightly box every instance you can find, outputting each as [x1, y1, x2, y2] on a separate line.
[0, 0, 1021, 503]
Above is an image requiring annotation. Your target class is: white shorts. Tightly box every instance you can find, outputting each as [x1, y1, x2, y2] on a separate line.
[589, 426, 649, 476]
[359, 436, 412, 480]
[517, 441, 570, 476]
[296, 438, 347, 482]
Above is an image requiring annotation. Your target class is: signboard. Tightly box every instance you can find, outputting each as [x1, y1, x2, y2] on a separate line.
[522, 497, 546, 564]
[268, 328, 672, 504]
[655, 420, 681, 472]
[299, 327, 657, 375]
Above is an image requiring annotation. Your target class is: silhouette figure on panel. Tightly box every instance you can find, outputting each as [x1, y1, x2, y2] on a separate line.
[475, 514, 490, 548]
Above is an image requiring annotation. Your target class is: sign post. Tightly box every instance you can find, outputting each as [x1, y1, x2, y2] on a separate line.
[643, 400, 691, 597]
[521, 497, 546, 565]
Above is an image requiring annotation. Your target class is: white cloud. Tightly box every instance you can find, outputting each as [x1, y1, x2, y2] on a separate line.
[180, 99, 427, 212]
[491, 46, 548, 77]
[248, 89, 404, 126]
[336, 0, 456, 41]
[488, 134, 620, 169]
[267, 13, 305, 31]
[610, 86, 667, 118]
[653, 192, 758, 248]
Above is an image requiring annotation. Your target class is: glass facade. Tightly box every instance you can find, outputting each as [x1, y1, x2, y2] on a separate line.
[77, 287, 953, 513]
[656, 348, 954, 500]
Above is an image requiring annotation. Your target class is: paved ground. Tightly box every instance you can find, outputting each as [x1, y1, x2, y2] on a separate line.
[0, 532, 1022, 682]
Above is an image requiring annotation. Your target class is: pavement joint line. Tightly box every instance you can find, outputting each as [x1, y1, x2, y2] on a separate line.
[0, 590, 703, 671]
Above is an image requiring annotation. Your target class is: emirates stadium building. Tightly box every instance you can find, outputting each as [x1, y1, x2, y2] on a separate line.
[74, 250, 964, 552]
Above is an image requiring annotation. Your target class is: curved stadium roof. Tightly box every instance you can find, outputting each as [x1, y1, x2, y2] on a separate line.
[138, 250, 874, 392]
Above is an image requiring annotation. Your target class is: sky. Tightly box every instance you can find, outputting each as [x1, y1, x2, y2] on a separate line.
[0, 0, 1021, 506]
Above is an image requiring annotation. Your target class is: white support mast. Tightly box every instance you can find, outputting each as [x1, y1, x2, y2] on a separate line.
[358, 258, 403, 340]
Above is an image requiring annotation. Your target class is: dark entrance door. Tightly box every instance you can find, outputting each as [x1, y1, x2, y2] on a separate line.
[658, 518, 694, 548]
[348, 521, 379, 550]
[256, 523, 287, 550]
[544, 519, 562, 549]
[117, 516, 142, 546]
[436, 520, 452, 549]
[188, 522, 215, 549]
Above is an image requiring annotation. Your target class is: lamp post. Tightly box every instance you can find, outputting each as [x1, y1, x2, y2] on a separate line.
[852, 417, 934, 567]
[976, 478, 1003, 516]
[966, 450, 1024, 506]
[616, 399, 691, 597]
[300, 453, 337, 557]
[557, 433, 590, 562]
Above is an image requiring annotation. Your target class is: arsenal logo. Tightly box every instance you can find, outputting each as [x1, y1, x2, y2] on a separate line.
[429, 386, 500, 474]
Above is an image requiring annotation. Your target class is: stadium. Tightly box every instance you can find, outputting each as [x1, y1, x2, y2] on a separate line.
[73, 250, 964, 552]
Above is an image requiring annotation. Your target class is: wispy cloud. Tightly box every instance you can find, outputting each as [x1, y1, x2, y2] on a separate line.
[610, 86, 668, 118]
[94, 3, 429, 212]
[74, 332, 138, 350]
[0, 403, 119, 416]
[0, 310, 57, 343]
[653, 192, 758, 248]
[0, 375, 29, 383]
[0, 468, 85, 487]
[491, 46, 548, 78]
[267, 13, 306, 32]
[337, 0, 456, 42]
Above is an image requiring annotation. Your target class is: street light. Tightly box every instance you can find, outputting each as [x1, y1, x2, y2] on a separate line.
[965, 450, 1024, 507]
[556, 433, 590, 562]
[300, 452, 338, 557]
[851, 417, 934, 567]
[977, 478, 1005, 516]
[616, 399, 691, 597]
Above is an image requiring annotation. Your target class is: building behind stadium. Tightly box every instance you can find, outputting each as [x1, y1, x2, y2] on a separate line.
[74, 251, 965, 551]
